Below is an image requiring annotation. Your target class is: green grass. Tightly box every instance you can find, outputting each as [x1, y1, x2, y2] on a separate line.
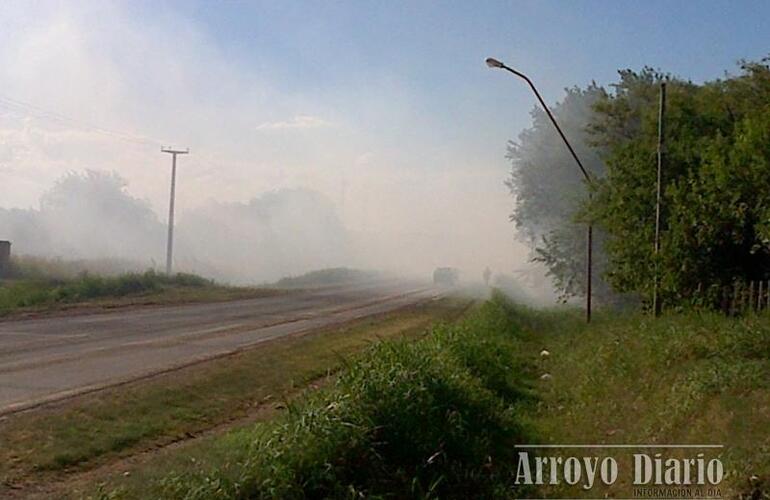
[0, 266, 281, 316]
[273, 267, 381, 288]
[0, 297, 471, 497]
[508, 304, 770, 499]
[91, 292, 770, 500]
[4, 255, 147, 281]
[0, 260, 387, 315]
[8, 291, 767, 499]
[93, 293, 532, 500]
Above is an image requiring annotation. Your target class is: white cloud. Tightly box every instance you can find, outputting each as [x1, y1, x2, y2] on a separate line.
[255, 114, 334, 131]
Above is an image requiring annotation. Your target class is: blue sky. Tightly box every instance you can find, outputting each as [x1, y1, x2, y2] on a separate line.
[130, 0, 769, 176]
[179, 1, 767, 88]
[0, 1, 767, 277]
[179, 1, 768, 117]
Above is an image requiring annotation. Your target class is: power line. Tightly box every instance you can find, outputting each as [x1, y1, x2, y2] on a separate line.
[0, 94, 164, 147]
[0, 95, 239, 168]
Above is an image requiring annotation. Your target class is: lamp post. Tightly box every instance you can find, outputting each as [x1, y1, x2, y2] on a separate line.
[486, 57, 594, 322]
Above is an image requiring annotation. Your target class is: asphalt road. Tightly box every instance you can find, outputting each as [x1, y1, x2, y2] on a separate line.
[0, 281, 441, 415]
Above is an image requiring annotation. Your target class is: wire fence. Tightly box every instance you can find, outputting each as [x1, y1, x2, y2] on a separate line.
[690, 280, 770, 315]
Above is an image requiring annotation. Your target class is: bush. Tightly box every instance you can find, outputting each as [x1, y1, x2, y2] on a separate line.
[274, 268, 379, 288]
[157, 293, 533, 499]
[0, 269, 213, 314]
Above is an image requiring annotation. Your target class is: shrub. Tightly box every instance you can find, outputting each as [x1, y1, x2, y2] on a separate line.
[0, 269, 213, 314]
[157, 293, 532, 499]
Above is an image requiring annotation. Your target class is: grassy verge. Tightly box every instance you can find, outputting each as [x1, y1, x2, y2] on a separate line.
[0, 296, 471, 496]
[272, 267, 382, 288]
[0, 269, 282, 317]
[89, 292, 770, 500]
[10, 291, 765, 499]
[512, 305, 770, 499]
[88, 293, 532, 499]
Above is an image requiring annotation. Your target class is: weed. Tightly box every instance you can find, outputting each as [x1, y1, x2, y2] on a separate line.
[149, 292, 533, 499]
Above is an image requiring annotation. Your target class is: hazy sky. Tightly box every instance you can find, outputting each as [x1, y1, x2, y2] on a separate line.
[0, 1, 767, 278]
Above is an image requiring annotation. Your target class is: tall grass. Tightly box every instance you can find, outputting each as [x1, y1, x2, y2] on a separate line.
[0, 269, 211, 315]
[515, 307, 770, 498]
[4, 255, 149, 281]
[273, 268, 380, 288]
[152, 292, 533, 499]
[124, 296, 770, 499]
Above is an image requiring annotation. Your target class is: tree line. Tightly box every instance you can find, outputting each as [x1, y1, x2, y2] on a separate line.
[508, 56, 770, 310]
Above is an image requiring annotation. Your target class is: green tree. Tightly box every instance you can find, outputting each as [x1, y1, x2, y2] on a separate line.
[506, 85, 612, 303]
[589, 58, 770, 308]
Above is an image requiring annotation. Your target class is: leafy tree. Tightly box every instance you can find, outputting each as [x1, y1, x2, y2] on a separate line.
[589, 58, 770, 308]
[506, 85, 613, 303]
[0, 170, 165, 259]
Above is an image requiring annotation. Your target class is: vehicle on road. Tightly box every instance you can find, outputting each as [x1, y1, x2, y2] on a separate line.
[433, 267, 459, 286]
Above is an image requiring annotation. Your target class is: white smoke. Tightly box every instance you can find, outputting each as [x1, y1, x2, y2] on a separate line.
[0, 170, 163, 263]
[0, 171, 352, 283]
[176, 188, 351, 283]
[0, 2, 537, 289]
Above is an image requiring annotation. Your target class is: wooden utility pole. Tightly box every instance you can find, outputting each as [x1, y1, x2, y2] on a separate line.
[161, 147, 189, 275]
[653, 83, 666, 317]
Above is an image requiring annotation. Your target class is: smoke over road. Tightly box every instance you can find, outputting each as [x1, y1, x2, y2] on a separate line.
[176, 188, 352, 283]
[0, 2, 541, 292]
[0, 171, 353, 283]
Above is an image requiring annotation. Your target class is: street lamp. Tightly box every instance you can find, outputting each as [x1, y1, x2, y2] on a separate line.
[486, 57, 594, 322]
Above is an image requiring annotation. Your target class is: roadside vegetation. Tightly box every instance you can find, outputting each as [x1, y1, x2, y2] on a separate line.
[508, 56, 770, 310]
[80, 292, 768, 499]
[272, 267, 382, 288]
[522, 304, 770, 499]
[0, 296, 471, 497]
[86, 292, 528, 499]
[0, 256, 282, 316]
